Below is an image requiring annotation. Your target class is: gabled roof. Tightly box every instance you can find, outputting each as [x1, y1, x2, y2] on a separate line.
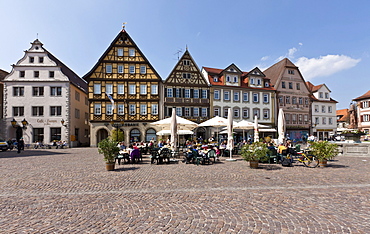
[45, 48, 87, 92]
[83, 29, 161, 81]
[222, 63, 243, 74]
[336, 108, 349, 122]
[203, 66, 224, 75]
[164, 49, 207, 86]
[263, 58, 297, 85]
[0, 69, 9, 81]
[353, 90, 370, 101]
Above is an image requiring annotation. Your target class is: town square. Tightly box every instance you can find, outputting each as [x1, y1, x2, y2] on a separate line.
[0, 148, 370, 233]
[2, 1, 370, 233]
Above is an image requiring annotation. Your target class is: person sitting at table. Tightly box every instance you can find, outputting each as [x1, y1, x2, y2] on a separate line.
[158, 140, 164, 148]
[183, 146, 197, 164]
[267, 142, 275, 151]
[219, 140, 227, 157]
[277, 143, 287, 154]
[208, 135, 215, 143]
[119, 141, 126, 150]
[201, 141, 209, 150]
[126, 144, 134, 155]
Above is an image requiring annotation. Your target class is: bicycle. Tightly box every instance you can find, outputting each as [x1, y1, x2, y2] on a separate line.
[285, 149, 319, 168]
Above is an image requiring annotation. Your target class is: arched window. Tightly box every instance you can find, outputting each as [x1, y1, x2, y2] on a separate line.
[146, 128, 157, 142]
[130, 128, 141, 142]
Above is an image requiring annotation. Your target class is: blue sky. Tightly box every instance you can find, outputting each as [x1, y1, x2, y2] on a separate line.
[1, 0, 369, 110]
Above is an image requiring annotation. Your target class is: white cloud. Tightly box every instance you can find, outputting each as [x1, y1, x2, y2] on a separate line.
[261, 56, 269, 61]
[288, 47, 298, 58]
[295, 55, 361, 80]
[299, 42, 303, 46]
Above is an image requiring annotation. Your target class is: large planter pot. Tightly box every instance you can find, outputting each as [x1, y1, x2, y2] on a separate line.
[319, 159, 328, 167]
[105, 162, 115, 171]
[342, 133, 365, 143]
[249, 160, 259, 169]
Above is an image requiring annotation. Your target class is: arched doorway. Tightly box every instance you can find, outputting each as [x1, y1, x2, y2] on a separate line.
[130, 128, 141, 142]
[196, 127, 206, 142]
[145, 128, 157, 142]
[97, 128, 109, 145]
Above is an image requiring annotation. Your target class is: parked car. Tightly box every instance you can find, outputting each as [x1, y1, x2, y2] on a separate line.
[0, 139, 9, 151]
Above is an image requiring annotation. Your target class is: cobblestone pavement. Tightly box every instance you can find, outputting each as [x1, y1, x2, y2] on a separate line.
[1, 148, 370, 233]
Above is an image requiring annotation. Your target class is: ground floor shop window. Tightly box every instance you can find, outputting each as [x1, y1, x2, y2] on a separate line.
[130, 128, 141, 142]
[33, 128, 44, 143]
[50, 128, 61, 142]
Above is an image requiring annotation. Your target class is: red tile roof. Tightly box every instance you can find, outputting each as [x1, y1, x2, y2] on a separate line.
[353, 90, 370, 101]
[336, 109, 349, 122]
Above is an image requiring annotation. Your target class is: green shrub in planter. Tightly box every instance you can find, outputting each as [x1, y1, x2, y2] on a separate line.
[309, 141, 339, 161]
[241, 142, 269, 162]
[98, 138, 120, 164]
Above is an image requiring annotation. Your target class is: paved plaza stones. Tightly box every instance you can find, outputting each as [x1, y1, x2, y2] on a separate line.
[1, 148, 370, 233]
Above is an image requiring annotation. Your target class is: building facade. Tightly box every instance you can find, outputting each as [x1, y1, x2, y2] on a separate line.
[307, 82, 338, 140]
[83, 28, 162, 146]
[202, 64, 276, 141]
[0, 69, 10, 139]
[264, 58, 311, 142]
[353, 90, 370, 134]
[163, 49, 210, 139]
[3, 39, 89, 146]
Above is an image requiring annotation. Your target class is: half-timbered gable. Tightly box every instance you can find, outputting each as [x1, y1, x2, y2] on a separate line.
[164, 49, 210, 124]
[84, 28, 162, 146]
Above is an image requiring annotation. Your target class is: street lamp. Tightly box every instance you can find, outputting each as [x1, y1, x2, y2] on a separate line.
[11, 118, 28, 129]
[61, 119, 68, 127]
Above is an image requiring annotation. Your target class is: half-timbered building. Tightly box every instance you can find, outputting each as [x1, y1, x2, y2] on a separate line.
[83, 28, 162, 146]
[163, 49, 210, 139]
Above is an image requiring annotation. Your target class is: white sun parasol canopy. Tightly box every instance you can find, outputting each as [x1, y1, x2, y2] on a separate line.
[226, 108, 236, 161]
[254, 115, 259, 142]
[170, 109, 177, 151]
[278, 108, 285, 144]
[150, 115, 198, 131]
[199, 116, 235, 142]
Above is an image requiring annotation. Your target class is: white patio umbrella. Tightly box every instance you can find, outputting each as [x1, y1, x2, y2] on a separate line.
[226, 108, 236, 161]
[170, 109, 177, 151]
[254, 115, 259, 142]
[150, 115, 198, 130]
[156, 130, 194, 135]
[199, 116, 232, 142]
[278, 108, 285, 144]
[234, 120, 269, 141]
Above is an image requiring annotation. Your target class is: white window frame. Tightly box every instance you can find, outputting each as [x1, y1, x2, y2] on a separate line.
[152, 104, 158, 115]
[140, 104, 147, 115]
[263, 93, 269, 103]
[234, 91, 240, 101]
[129, 49, 135, 57]
[253, 93, 259, 103]
[129, 65, 135, 74]
[140, 85, 147, 95]
[117, 48, 123, 56]
[167, 88, 173, 97]
[94, 104, 101, 115]
[214, 108, 219, 117]
[193, 89, 199, 99]
[140, 65, 146, 74]
[201, 108, 207, 117]
[263, 109, 269, 119]
[106, 84, 113, 94]
[106, 104, 113, 115]
[243, 92, 249, 102]
[201, 90, 207, 99]
[234, 109, 239, 118]
[117, 104, 124, 115]
[224, 91, 230, 101]
[151, 84, 158, 95]
[93, 84, 101, 94]
[185, 89, 190, 98]
[176, 107, 182, 116]
[243, 108, 249, 118]
[117, 84, 124, 94]
[185, 107, 190, 117]
[129, 84, 136, 95]
[214, 90, 220, 100]
[118, 65, 124, 74]
[194, 108, 199, 117]
[328, 106, 332, 113]
[129, 104, 136, 115]
[106, 65, 112, 73]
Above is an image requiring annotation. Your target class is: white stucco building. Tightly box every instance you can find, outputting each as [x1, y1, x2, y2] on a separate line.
[2, 39, 89, 147]
[307, 82, 338, 140]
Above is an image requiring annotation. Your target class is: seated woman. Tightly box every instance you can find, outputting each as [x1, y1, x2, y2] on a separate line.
[183, 146, 197, 164]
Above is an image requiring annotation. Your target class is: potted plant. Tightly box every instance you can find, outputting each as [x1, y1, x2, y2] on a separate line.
[241, 142, 269, 169]
[309, 141, 339, 167]
[98, 138, 120, 171]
